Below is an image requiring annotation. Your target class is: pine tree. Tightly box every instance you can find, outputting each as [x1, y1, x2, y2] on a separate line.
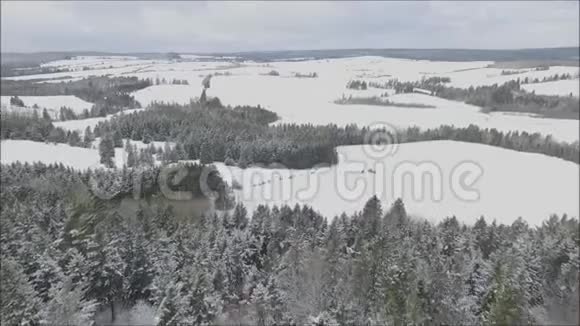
[113, 129, 123, 148]
[142, 130, 153, 144]
[200, 88, 208, 105]
[0, 257, 40, 325]
[85, 226, 126, 323]
[39, 276, 98, 325]
[68, 130, 82, 146]
[125, 140, 137, 167]
[99, 136, 116, 168]
[139, 149, 155, 166]
[42, 108, 52, 120]
[156, 281, 188, 326]
[83, 126, 95, 148]
[361, 195, 382, 239]
[232, 204, 249, 230]
[484, 261, 522, 325]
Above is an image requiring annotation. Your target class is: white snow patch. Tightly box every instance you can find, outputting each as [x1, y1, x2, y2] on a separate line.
[133, 85, 202, 107]
[1, 140, 102, 170]
[2, 139, 577, 226]
[7, 55, 578, 142]
[445, 66, 580, 88]
[0, 95, 93, 116]
[215, 141, 579, 226]
[521, 79, 580, 97]
[1, 138, 174, 170]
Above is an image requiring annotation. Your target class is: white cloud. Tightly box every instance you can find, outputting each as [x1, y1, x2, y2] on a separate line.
[1, 1, 578, 52]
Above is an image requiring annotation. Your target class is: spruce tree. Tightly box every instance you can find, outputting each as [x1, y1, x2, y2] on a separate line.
[99, 136, 116, 168]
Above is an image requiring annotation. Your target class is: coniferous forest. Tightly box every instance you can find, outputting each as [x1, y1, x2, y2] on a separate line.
[1, 162, 579, 325]
[1, 11, 579, 323]
[2, 85, 579, 325]
[92, 101, 580, 166]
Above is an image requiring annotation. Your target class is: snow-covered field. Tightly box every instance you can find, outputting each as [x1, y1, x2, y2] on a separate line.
[40, 55, 155, 71]
[2, 139, 576, 225]
[133, 85, 201, 106]
[1, 140, 101, 170]
[2, 55, 579, 227]
[3, 55, 579, 142]
[40, 55, 139, 68]
[0, 95, 94, 117]
[521, 79, 580, 97]
[444, 66, 579, 88]
[1, 138, 172, 170]
[215, 140, 579, 226]
[209, 79, 579, 142]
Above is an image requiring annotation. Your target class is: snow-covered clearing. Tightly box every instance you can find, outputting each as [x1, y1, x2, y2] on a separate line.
[0, 95, 93, 116]
[215, 140, 579, 226]
[40, 55, 139, 68]
[1, 140, 101, 170]
[54, 108, 145, 134]
[1, 138, 174, 170]
[133, 85, 201, 106]
[40, 56, 155, 71]
[3, 65, 145, 81]
[521, 79, 580, 97]
[3, 56, 236, 83]
[208, 78, 579, 142]
[445, 66, 580, 88]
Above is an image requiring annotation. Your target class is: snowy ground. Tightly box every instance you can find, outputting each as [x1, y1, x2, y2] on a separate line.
[4, 55, 579, 142]
[1, 140, 102, 170]
[1, 138, 173, 170]
[40, 55, 154, 71]
[2, 55, 579, 227]
[133, 84, 201, 106]
[217, 81, 578, 143]
[444, 66, 579, 89]
[521, 79, 580, 97]
[214, 140, 579, 226]
[0, 95, 94, 117]
[2, 139, 577, 225]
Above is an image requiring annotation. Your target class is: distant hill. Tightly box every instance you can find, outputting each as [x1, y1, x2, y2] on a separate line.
[2, 47, 578, 68]
[210, 47, 580, 63]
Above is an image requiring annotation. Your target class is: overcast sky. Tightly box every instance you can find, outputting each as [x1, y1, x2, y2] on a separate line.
[1, 1, 578, 53]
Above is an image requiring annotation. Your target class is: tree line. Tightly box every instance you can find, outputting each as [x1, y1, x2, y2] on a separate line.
[335, 94, 435, 108]
[1, 76, 149, 120]
[3, 100, 578, 167]
[388, 79, 579, 119]
[92, 101, 580, 166]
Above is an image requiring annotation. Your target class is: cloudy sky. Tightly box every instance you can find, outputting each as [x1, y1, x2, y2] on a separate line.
[1, 1, 578, 53]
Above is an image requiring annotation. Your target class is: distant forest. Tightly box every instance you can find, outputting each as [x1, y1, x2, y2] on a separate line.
[2, 47, 578, 77]
[1, 77, 149, 118]
[213, 47, 580, 63]
[353, 77, 580, 119]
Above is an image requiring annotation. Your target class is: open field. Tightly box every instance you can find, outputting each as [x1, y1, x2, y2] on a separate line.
[6, 54, 576, 142]
[215, 140, 579, 226]
[0, 95, 94, 117]
[2, 138, 577, 226]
